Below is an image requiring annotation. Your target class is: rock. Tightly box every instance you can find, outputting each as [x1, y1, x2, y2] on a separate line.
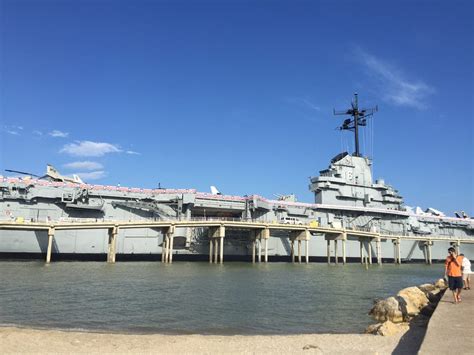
[377, 320, 410, 336]
[418, 283, 437, 296]
[397, 286, 429, 316]
[369, 297, 404, 323]
[365, 323, 382, 334]
[434, 278, 447, 289]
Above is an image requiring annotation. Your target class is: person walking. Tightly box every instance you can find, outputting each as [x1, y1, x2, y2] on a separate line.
[444, 247, 464, 303]
[460, 254, 471, 290]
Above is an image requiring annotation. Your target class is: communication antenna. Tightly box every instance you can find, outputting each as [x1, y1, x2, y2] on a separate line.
[333, 93, 378, 157]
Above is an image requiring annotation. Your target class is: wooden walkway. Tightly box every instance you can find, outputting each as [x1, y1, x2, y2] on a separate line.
[419, 285, 474, 354]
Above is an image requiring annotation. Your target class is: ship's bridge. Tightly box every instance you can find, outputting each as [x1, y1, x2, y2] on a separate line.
[309, 152, 403, 209]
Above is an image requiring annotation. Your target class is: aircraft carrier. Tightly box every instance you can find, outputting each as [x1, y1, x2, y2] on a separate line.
[1, 95, 473, 261]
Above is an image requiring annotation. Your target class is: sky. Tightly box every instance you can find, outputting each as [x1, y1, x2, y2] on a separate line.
[1, 0, 473, 216]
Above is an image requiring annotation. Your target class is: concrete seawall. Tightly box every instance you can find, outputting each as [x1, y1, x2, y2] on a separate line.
[419, 284, 474, 354]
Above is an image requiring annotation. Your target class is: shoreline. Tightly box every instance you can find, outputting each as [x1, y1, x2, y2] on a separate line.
[0, 325, 426, 354]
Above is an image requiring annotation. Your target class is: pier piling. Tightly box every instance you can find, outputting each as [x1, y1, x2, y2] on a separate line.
[46, 227, 55, 263]
[251, 231, 256, 263]
[209, 237, 214, 263]
[368, 241, 372, 265]
[427, 241, 432, 264]
[342, 233, 347, 264]
[291, 239, 295, 263]
[327, 240, 331, 264]
[376, 237, 382, 265]
[107, 225, 118, 263]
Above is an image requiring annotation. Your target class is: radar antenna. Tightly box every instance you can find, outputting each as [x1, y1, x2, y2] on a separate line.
[333, 93, 377, 157]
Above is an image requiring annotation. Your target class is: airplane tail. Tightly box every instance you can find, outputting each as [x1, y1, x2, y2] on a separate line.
[210, 186, 221, 195]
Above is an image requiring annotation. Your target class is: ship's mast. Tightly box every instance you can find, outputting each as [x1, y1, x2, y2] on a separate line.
[333, 93, 378, 157]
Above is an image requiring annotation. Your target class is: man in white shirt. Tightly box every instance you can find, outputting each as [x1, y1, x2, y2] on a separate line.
[460, 254, 471, 290]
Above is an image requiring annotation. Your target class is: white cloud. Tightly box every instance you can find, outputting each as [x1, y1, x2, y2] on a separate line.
[63, 161, 104, 171]
[3, 125, 23, 135]
[33, 130, 43, 136]
[49, 130, 69, 138]
[126, 150, 140, 155]
[286, 97, 321, 111]
[355, 48, 435, 109]
[60, 141, 122, 157]
[74, 170, 107, 181]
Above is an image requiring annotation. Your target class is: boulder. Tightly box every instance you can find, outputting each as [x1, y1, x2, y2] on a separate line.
[434, 278, 447, 289]
[377, 320, 410, 336]
[418, 283, 437, 296]
[369, 296, 404, 323]
[365, 323, 382, 334]
[397, 286, 429, 316]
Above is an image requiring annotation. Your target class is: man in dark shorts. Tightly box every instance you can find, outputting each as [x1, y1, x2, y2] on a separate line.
[445, 247, 464, 304]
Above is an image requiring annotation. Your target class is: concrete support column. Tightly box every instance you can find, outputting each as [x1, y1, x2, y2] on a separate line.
[162, 226, 175, 264]
[360, 240, 364, 264]
[397, 238, 401, 264]
[327, 239, 331, 264]
[298, 240, 302, 264]
[291, 240, 295, 263]
[342, 233, 347, 265]
[208, 226, 225, 264]
[219, 236, 224, 264]
[334, 240, 338, 265]
[252, 238, 256, 264]
[427, 241, 432, 265]
[219, 226, 225, 264]
[368, 241, 372, 265]
[168, 232, 174, 264]
[164, 234, 170, 263]
[376, 238, 382, 265]
[46, 227, 55, 263]
[107, 225, 119, 264]
[209, 237, 214, 263]
[259, 228, 270, 263]
[214, 239, 218, 263]
[393, 240, 397, 264]
[393, 239, 401, 264]
[258, 238, 262, 263]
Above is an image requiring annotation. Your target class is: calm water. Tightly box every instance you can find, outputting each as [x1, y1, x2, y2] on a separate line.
[0, 261, 442, 334]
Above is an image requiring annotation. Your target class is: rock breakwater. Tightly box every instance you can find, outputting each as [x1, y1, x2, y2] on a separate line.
[366, 278, 447, 336]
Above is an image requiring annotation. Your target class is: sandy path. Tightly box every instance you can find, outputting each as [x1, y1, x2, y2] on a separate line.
[0, 326, 425, 354]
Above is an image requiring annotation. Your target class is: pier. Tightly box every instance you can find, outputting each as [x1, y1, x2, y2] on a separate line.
[1, 219, 473, 264]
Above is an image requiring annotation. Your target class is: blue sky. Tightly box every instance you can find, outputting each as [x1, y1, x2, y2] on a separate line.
[1, 0, 473, 215]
